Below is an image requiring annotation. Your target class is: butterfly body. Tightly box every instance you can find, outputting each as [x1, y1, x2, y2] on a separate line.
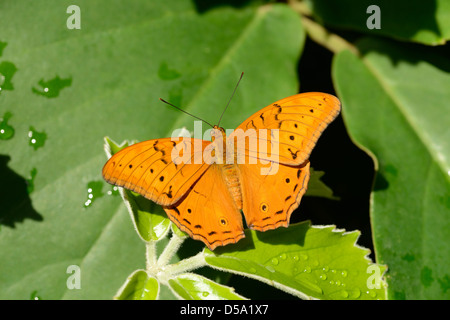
[220, 163, 244, 209]
[103, 92, 341, 250]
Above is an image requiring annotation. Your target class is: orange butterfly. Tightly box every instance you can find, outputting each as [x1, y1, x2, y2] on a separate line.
[102, 92, 340, 250]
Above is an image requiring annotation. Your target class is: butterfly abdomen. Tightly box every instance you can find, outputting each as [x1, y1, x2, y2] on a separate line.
[220, 164, 243, 210]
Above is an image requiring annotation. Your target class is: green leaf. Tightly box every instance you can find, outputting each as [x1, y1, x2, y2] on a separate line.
[104, 138, 171, 242]
[0, 1, 304, 299]
[333, 37, 450, 299]
[114, 270, 159, 300]
[171, 221, 189, 240]
[168, 273, 247, 300]
[204, 221, 387, 300]
[307, 0, 450, 45]
[306, 168, 339, 200]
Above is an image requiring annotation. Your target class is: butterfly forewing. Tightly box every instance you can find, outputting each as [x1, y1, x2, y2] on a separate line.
[102, 138, 210, 206]
[231, 92, 341, 166]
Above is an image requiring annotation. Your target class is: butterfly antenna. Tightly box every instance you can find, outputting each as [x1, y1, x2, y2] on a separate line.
[159, 98, 214, 128]
[217, 72, 244, 127]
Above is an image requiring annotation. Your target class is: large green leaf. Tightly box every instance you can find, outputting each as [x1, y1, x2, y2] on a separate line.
[0, 0, 304, 299]
[204, 221, 387, 300]
[333, 37, 450, 299]
[306, 0, 450, 45]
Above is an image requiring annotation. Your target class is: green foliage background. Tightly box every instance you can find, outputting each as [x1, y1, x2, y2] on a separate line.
[0, 0, 449, 300]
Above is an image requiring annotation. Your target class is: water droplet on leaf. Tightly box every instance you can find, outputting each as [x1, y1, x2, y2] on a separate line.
[26, 167, 38, 194]
[0, 112, 14, 140]
[107, 185, 119, 196]
[266, 265, 275, 273]
[158, 62, 181, 80]
[349, 289, 361, 299]
[84, 181, 104, 207]
[30, 290, 41, 300]
[0, 40, 7, 57]
[0, 61, 17, 94]
[32, 75, 72, 98]
[28, 126, 47, 150]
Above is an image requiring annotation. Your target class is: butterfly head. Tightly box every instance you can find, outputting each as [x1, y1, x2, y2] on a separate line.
[210, 125, 226, 142]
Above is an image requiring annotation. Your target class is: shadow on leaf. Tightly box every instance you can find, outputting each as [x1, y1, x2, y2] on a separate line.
[0, 155, 43, 228]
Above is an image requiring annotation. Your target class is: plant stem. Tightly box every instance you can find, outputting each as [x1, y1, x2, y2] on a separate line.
[162, 251, 207, 279]
[288, 0, 312, 16]
[301, 16, 359, 55]
[145, 241, 157, 270]
[288, 0, 359, 55]
[157, 233, 186, 267]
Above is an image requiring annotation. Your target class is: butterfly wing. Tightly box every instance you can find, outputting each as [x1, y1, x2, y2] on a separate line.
[229, 92, 341, 166]
[103, 92, 340, 249]
[102, 137, 210, 206]
[164, 164, 245, 250]
[103, 137, 245, 250]
[237, 160, 310, 231]
[231, 92, 339, 231]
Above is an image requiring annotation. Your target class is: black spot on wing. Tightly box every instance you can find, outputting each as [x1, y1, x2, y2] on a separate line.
[259, 113, 265, 124]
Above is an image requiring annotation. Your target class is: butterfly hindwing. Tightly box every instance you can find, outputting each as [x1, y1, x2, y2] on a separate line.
[164, 164, 245, 250]
[238, 160, 310, 231]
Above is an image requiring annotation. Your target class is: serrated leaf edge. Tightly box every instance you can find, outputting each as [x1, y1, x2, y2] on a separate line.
[204, 224, 388, 300]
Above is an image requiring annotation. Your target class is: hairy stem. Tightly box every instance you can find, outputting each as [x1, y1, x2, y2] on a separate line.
[157, 233, 186, 267]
